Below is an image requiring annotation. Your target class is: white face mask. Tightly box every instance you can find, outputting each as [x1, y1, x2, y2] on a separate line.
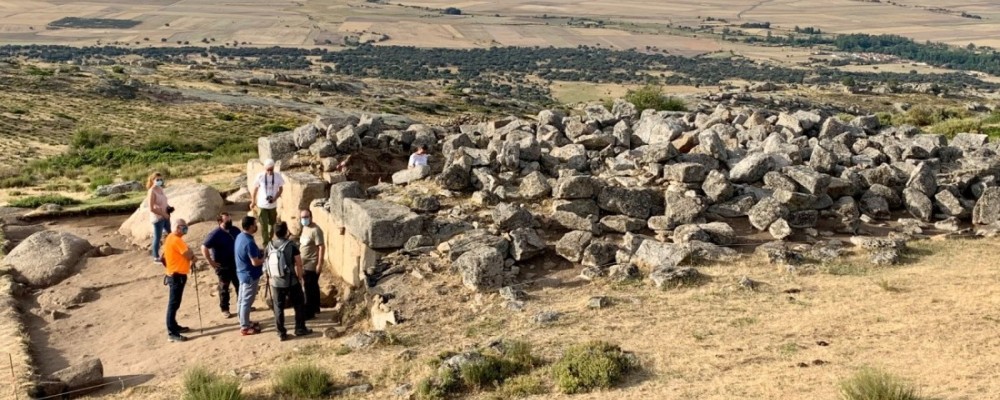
[155, 179, 165, 187]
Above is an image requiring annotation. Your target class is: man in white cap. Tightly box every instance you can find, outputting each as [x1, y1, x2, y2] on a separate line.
[251, 159, 284, 248]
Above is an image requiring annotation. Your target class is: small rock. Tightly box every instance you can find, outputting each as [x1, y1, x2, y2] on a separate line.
[338, 384, 374, 395]
[499, 286, 527, 301]
[870, 249, 900, 266]
[534, 311, 562, 325]
[738, 276, 758, 290]
[587, 296, 609, 309]
[394, 383, 413, 397]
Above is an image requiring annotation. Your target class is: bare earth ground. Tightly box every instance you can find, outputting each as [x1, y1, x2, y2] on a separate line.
[17, 206, 1000, 399]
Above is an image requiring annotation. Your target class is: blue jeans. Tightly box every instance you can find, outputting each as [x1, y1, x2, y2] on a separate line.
[165, 274, 187, 336]
[151, 219, 171, 259]
[238, 278, 260, 329]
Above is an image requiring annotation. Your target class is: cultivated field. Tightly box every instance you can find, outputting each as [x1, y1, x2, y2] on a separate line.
[2, 0, 998, 51]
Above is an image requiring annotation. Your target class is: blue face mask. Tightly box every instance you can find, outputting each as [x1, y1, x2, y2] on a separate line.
[180, 226, 189, 235]
[300, 218, 311, 227]
[155, 179, 165, 187]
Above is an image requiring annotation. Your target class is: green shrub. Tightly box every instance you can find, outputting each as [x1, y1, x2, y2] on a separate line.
[261, 122, 292, 133]
[418, 340, 541, 398]
[88, 175, 114, 190]
[492, 374, 549, 398]
[9, 195, 81, 208]
[215, 112, 238, 121]
[24, 65, 53, 76]
[928, 117, 981, 137]
[183, 366, 243, 400]
[982, 125, 1000, 138]
[552, 341, 635, 394]
[982, 112, 1000, 125]
[70, 129, 112, 150]
[839, 367, 927, 400]
[0, 174, 34, 189]
[273, 364, 332, 399]
[875, 112, 895, 127]
[111, 65, 125, 74]
[624, 85, 686, 112]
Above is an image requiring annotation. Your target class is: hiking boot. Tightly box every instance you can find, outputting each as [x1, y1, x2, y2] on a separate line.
[278, 333, 289, 342]
[168, 334, 188, 342]
[221, 310, 232, 318]
[294, 328, 313, 337]
[153, 257, 163, 265]
[240, 328, 259, 336]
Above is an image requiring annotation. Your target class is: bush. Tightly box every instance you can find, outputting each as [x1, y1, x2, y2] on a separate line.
[418, 340, 541, 399]
[87, 175, 114, 190]
[9, 195, 81, 208]
[624, 85, 686, 111]
[261, 122, 292, 133]
[273, 364, 332, 399]
[929, 117, 981, 137]
[0, 174, 35, 189]
[839, 368, 927, 400]
[184, 366, 242, 400]
[493, 375, 548, 398]
[70, 129, 112, 150]
[552, 341, 635, 394]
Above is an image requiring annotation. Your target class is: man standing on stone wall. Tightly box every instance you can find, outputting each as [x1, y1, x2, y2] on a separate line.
[251, 159, 284, 248]
[297, 209, 325, 320]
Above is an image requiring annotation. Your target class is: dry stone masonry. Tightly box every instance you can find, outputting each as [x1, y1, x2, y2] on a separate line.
[250, 102, 1000, 292]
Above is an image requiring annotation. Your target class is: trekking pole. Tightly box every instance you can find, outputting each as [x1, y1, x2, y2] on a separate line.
[193, 261, 205, 334]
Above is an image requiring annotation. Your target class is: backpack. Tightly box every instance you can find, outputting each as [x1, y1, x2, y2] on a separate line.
[265, 241, 292, 280]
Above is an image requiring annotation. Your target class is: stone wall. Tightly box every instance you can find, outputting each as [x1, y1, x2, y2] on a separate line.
[310, 200, 378, 288]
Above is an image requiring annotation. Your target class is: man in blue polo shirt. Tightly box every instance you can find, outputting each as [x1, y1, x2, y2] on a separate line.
[201, 212, 242, 318]
[235, 215, 265, 335]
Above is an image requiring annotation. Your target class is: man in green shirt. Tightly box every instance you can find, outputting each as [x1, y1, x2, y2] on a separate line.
[298, 209, 325, 320]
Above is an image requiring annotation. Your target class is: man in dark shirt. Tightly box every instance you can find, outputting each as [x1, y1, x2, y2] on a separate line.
[201, 212, 242, 318]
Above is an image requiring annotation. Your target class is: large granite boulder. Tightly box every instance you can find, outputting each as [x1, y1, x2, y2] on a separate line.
[4, 231, 92, 288]
[119, 185, 223, 247]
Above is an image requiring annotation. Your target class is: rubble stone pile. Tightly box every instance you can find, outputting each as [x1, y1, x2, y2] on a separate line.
[256, 100, 1000, 292]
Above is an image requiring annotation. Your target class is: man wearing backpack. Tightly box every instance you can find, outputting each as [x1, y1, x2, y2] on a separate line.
[235, 216, 265, 336]
[266, 222, 311, 341]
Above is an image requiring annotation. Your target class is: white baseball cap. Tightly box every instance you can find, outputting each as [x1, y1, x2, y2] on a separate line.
[264, 159, 275, 169]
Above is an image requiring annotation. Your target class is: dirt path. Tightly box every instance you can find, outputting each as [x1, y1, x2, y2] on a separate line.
[23, 211, 343, 397]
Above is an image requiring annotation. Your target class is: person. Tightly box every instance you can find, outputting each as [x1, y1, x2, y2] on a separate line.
[201, 212, 242, 318]
[266, 222, 311, 341]
[250, 159, 284, 248]
[297, 209, 325, 320]
[148, 172, 172, 263]
[235, 216, 265, 336]
[408, 145, 429, 169]
[163, 219, 196, 342]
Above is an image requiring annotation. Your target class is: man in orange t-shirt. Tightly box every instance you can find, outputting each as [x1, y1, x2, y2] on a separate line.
[163, 219, 198, 342]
